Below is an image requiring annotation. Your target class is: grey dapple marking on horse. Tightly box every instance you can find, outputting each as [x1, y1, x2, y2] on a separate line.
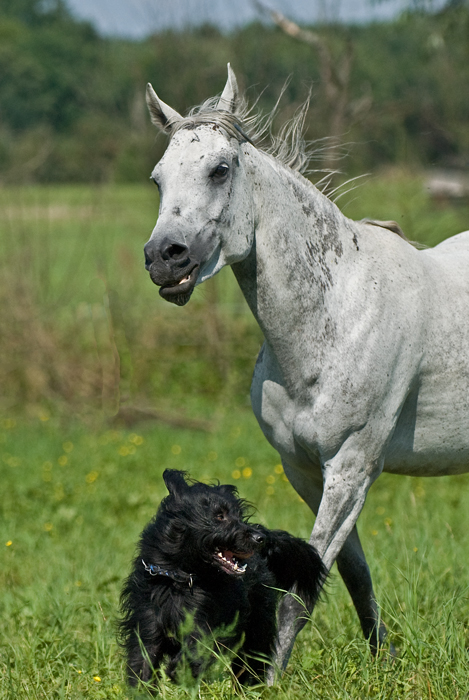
[143, 65, 469, 680]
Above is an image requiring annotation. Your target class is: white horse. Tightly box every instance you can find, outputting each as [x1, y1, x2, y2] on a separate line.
[143, 65, 469, 680]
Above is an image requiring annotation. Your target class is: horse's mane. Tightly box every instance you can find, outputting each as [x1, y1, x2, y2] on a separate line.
[169, 91, 327, 176]
[169, 90, 416, 246]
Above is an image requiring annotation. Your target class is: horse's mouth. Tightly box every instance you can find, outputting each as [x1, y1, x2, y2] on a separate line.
[158, 266, 199, 306]
[213, 547, 254, 576]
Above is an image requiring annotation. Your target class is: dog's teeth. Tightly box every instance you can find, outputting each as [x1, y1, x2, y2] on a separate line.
[233, 563, 238, 570]
[239, 564, 247, 572]
[217, 552, 223, 558]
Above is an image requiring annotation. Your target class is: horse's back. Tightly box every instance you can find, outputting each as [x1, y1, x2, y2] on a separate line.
[424, 229, 469, 258]
[420, 229, 469, 294]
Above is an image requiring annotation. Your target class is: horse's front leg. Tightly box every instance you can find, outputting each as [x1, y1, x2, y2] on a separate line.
[268, 445, 383, 682]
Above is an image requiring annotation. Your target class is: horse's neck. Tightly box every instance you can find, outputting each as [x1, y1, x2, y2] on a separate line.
[233, 152, 355, 359]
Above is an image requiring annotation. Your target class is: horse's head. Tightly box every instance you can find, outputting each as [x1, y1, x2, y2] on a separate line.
[143, 65, 255, 306]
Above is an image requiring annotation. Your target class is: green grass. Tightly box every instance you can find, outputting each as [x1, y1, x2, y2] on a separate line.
[0, 183, 261, 419]
[1, 176, 469, 698]
[1, 413, 469, 699]
[1, 174, 469, 419]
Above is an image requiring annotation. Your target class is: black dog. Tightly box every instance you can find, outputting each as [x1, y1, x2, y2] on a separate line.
[119, 469, 326, 687]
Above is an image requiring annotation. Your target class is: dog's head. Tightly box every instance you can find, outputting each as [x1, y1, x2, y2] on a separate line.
[150, 469, 265, 577]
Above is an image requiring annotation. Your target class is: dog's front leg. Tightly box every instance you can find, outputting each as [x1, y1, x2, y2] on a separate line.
[165, 629, 214, 683]
[127, 635, 168, 687]
[233, 607, 277, 684]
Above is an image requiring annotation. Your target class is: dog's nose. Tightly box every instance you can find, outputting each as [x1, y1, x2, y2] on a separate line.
[251, 531, 266, 545]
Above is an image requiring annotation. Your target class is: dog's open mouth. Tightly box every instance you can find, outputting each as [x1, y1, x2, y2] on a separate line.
[214, 548, 253, 576]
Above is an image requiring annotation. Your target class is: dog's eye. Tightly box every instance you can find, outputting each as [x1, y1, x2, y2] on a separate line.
[215, 511, 227, 521]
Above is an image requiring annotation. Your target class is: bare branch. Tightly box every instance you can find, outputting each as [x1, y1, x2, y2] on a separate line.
[254, 0, 334, 92]
[252, 0, 358, 174]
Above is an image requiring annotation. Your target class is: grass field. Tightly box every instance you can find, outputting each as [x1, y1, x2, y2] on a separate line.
[1, 175, 469, 698]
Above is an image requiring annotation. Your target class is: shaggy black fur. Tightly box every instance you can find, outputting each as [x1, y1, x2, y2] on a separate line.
[119, 469, 326, 687]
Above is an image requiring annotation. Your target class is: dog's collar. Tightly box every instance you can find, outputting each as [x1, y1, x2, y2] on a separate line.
[142, 559, 195, 589]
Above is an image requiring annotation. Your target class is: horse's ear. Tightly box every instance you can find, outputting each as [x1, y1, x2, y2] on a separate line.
[146, 83, 182, 132]
[163, 469, 189, 497]
[216, 63, 240, 114]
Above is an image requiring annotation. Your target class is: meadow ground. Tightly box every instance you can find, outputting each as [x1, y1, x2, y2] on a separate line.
[1, 173, 469, 698]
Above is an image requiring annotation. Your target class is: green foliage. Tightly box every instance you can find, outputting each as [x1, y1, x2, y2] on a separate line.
[347, 10, 469, 169]
[0, 0, 102, 133]
[0, 0, 69, 26]
[1, 5, 469, 182]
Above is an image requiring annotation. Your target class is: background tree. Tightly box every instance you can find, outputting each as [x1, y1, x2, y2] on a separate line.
[1, 1, 469, 182]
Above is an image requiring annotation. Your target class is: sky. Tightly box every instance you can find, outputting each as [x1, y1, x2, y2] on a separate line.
[64, 0, 420, 39]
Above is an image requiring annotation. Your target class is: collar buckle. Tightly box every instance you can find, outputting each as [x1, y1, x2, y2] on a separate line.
[142, 559, 195, 589]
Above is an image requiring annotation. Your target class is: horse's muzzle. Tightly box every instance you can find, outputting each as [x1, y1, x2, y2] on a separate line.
[144, 237, 199, 305]
[158, 265, 199, 306]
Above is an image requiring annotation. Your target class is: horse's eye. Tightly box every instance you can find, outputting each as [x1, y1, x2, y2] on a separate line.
[211, 163, 229, 181]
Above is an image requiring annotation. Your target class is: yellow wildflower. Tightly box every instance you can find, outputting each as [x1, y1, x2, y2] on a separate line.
[129, 434, 144, 445]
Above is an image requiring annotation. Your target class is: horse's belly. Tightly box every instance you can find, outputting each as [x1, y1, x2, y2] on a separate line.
[385, 382, 469, 476]
[384, 435, 469, 476]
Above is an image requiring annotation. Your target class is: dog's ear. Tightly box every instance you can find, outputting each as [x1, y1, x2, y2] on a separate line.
[163, 469, 190, 497]
[217, 484, 238, 499]
[261, 529, 327, 610]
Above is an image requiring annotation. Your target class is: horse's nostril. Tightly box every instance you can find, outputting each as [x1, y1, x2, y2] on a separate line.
[163, 242, 188, 261]
[144, 239, 189, 268]
[144, 242, 155, 269]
